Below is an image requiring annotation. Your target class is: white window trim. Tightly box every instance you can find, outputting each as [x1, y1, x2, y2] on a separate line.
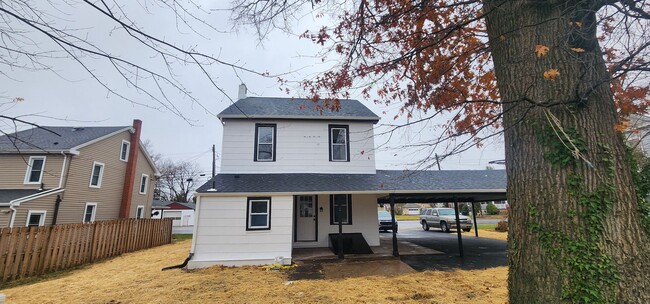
[136, 205, 144, 219]
[26, 210, 47, 227]
[23, 156, 47, 184]
[120, 140, 130, 162]
[139, 174, 149, 194]
[247, 198, 271, 230]
[89, 161, 105, 188]
[83, 202, 97, 223]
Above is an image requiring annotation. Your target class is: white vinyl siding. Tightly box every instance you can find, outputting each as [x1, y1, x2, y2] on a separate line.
[220, 120, 376, 174]
[24, 156, 46, 184]
[189, 195, 293, 268]
[89, 162, 105, 188]
[294, 194, 380, 249]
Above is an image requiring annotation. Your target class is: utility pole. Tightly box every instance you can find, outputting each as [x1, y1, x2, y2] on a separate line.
[212, 144, 216, 177]
[435, 153, 442, 170]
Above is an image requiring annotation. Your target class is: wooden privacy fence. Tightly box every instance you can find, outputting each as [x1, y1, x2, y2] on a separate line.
[0, 218, 173, 282]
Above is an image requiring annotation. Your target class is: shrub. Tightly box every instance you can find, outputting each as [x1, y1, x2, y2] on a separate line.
[460, 203, 469, 215]
[495, 220, 508, 232]
[486, 203, 500, 215]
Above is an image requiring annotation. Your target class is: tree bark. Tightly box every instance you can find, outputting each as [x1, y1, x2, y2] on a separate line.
[483, 1, 650, 303]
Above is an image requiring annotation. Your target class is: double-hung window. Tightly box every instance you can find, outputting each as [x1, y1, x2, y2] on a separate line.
[83, 203, 97, 223]
[24, 156, 46, 184]
[247, 197, 271, 230]
[139, 174, 149, 194]
[26, 210, 46, 227]
[254, 124, 276, 161]
[89, 162, 104, 188]
[120, 140, 130, 162]
[329, 125, 349, 162]
[136, 205, 144, 219]
[330, 194, 352, 225]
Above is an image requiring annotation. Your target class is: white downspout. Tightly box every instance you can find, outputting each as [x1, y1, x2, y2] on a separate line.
[59, 152, 67, 188]
[8, 204, 17, 228]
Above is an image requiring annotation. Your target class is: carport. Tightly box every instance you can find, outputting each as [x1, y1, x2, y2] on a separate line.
[377, 191, 507, 258]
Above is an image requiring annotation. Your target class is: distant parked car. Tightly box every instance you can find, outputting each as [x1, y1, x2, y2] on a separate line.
[419, 208, 472, 233]
[378, 211, 398, 232]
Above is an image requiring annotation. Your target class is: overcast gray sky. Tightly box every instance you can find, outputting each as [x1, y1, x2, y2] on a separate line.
[1, 1, 504, 181]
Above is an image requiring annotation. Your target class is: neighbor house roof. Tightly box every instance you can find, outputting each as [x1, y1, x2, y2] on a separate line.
[197, 170, 506, 202]
[0, 126, 130, 153]
[152, 200, 195, 210]
[217, 97, 380, 122]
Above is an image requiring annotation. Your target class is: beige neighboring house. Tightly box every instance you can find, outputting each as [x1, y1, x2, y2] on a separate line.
[0, 119, 160, 228]
[626, 114, 650, 156]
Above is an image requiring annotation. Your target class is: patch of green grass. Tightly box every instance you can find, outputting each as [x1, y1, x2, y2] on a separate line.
[477, 223, 497, 230]
[172, 234, 193, 242]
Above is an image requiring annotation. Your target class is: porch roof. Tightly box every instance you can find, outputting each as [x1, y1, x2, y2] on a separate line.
[197, 170, 506, 202]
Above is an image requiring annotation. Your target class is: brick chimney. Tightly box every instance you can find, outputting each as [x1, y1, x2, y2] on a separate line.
[119, 119, 142, 218]
[238, 83, 247, 100]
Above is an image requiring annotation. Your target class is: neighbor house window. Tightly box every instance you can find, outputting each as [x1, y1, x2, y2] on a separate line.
[83, 203, 97, 223]
[329, 125, 349, 162]
[254, 124, 276, 161]
[24, 156, 46, 184]
[26, 210, 46, 227]
[120, 140, 130, 162]
[139, 174, 149, 194]
[89, 161, 105, 188]
[136, 205, 144, 219]
[246, 197, 271, 230]
[330, 194, 352, 225]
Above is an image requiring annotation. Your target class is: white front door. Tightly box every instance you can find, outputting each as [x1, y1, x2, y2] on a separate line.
[295, 195, 317, 242]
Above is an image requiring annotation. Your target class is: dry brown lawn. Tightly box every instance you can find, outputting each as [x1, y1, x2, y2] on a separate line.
[1, 240, 508, 304]
[476, 229, 508, 241]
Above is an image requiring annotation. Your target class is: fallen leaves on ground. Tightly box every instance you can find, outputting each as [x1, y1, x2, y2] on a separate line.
[1, 240, 508, 304]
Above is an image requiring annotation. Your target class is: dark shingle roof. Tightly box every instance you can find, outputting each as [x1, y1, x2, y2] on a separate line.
[152, 200, 171, 208]
[197, 170, 506, 194]
[0, 126, 130, 152]
[217, 97, 380, 122]
[0, 189, 43, 203]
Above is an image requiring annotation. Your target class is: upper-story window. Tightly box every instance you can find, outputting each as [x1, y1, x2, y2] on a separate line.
[254, 124, 276, 162]
[329, 125, 350, 162]
[89, 161, 105, 188]
[120, 140, 130, 162]
[24, 156, 46, 184]
[139, 174, 149, 194]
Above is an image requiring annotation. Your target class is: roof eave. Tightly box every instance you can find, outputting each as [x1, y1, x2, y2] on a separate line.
[218, 115, 380, 123]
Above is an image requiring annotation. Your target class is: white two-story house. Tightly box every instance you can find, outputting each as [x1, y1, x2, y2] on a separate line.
[188, 85, 507, 268]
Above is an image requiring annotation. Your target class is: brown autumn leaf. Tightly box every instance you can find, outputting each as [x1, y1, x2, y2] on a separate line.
[570, 47, 585, 53]
[543, 69, 560, 80]
[535, 44, 549, 57]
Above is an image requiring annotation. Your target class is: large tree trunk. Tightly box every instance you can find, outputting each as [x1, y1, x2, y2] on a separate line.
[483, 1, 650, 303]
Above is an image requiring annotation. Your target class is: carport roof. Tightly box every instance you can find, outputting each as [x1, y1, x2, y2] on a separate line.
[197, 170, 506, 202]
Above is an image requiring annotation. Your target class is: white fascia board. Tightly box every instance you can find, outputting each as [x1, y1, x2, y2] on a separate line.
[218, 115, 380, 123]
